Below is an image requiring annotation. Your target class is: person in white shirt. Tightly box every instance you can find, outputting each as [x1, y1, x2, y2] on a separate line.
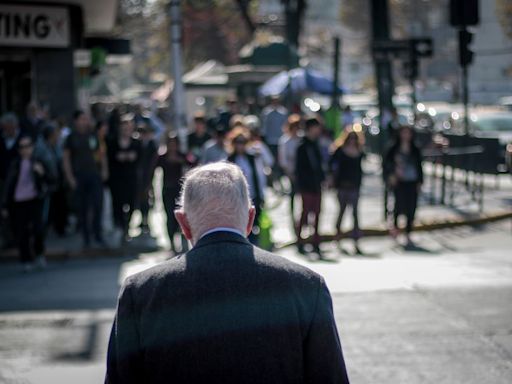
[261, 96, 288, 187]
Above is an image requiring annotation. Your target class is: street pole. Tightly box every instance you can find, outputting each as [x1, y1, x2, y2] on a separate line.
[332, 36, 341, 108]
[370, 0, 395, 155]
[462, 54, 469, 137]
[169, 0, 187, 152]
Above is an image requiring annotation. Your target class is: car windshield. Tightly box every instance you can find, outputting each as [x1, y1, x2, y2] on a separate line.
[473, 115, 512, 132]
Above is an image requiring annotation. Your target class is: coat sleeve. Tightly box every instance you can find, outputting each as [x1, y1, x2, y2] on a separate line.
[105, 279, 143, 384]
[304, 278, 350, 384]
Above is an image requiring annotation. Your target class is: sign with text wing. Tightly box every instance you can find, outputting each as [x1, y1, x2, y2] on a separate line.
[0, 5, 70, 48]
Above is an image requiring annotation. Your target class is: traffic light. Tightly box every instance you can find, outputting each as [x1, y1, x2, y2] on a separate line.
[450, 0, 479, 27]
[412, 38, 433, 58]
[458, 30, 474, 66]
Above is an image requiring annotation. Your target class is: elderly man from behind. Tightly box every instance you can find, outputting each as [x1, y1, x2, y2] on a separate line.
[106, 162, 350, 384]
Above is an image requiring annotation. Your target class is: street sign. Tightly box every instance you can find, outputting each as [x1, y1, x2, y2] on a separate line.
[372, 38, 434, 59]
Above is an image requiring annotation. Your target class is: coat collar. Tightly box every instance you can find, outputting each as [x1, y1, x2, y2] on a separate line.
[192, 230, 251, 251]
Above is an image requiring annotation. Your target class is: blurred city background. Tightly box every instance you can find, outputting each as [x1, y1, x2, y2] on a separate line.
[0, 0, 512, 383]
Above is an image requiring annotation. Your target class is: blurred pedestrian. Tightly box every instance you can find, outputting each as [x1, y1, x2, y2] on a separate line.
[105, 162, 350, 384]
[342, 105, 354, 129]
[95, 120, 115, 234]
[244, 115, 274, 171]
[1, 113, 22, 247]
[154, 134, 189, 255]
[329, 128, 365, 254]
[34, 124, 59, 228]
[20, 102, 44, 140]
[1, 136, 55, 272]
[261, 96, 287, 188]
[384, 125, 423, 246]
[107, 115, 141, 244]
[278, 114, 302, 224]
[63, 110, 107, 248]
[137, 123, 158, 234]
[227, 127, 266, 245]
[200, 125, 228, 164]
[295, 117, 325, 256]
[187, 111, 211, 164]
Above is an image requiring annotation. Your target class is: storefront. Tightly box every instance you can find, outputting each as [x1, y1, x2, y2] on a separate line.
[0, 2, 85, 117]
[0, 0, 122, 118]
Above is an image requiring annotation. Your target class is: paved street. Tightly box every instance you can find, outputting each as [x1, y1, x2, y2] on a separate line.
[1, 218, 511, 383]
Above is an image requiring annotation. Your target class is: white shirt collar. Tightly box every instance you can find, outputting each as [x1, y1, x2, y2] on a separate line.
[199, 227, 245, 240]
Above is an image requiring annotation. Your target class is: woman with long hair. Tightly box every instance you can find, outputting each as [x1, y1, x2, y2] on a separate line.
[384, 125, 423, 246]
[329, 128, 365, 254]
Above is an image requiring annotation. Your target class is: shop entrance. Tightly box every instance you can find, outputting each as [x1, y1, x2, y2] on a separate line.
[0, 52, 32, 116]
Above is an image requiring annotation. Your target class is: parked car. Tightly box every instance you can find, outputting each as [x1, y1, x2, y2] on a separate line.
[470, 111, 512, 173]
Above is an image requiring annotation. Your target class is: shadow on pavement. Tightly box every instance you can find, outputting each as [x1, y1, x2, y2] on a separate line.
[0, 256, 137, 312]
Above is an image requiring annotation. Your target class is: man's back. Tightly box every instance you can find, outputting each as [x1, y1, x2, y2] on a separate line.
[106, 231, 349, 383]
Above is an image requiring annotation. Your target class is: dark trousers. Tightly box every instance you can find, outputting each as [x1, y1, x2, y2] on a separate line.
[297, 191, 322, 245]
[49, 185, 68, 235]
[393, 181, 419, 234]
[76, 173, 103, 244]
[138, 187, 153, 228]
[12, 198, 44, 263]
[162, 187, 181, 248]
[336, 187, 361, 239]
[110, 179, 136, 235]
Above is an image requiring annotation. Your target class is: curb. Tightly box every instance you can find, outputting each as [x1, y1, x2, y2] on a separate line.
[2, 211, 511, 261]
[274, 210, 512, 250]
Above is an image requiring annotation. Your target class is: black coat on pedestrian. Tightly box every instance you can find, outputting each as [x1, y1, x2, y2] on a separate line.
[0, 135, 20, 181]
[105, 231, 350, 384]
[295, 137, 325, 193]
[1, 155, 56, 209]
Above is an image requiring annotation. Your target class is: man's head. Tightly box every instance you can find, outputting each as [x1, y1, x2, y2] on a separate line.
[1, 113, 19, 137]
[73, 110, 90, 133]
[193, 112, 207, 134]
[175, 162, 255, 245]
[120, 114, 135, 138]
[18, 135, 34, 159]
[305, 117, 322, 140]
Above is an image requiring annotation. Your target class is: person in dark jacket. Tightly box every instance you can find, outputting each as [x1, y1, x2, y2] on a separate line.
[63, 110, 108, 248]
[108, 115, 141, 243]
[295, 117, 325, 256]
[384, 125, 423, 246]
[136, 123, 158, 234]
[105, 162, 350, 384]
[154, 134, 189, 255]
[1, 136, 56, 272]
[329, 128, 365, 254]
[0, 113, 21, 248]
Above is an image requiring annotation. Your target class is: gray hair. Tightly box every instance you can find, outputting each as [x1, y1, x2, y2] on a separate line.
[177, 162, 252, 240]
[1, 112, 19, 127]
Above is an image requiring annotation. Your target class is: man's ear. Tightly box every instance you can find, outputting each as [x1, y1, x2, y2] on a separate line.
[246, 206, 256, 237]
[175, 210, 193, 240]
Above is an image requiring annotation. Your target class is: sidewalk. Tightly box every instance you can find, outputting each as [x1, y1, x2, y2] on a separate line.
[1, 156, 511, 260]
